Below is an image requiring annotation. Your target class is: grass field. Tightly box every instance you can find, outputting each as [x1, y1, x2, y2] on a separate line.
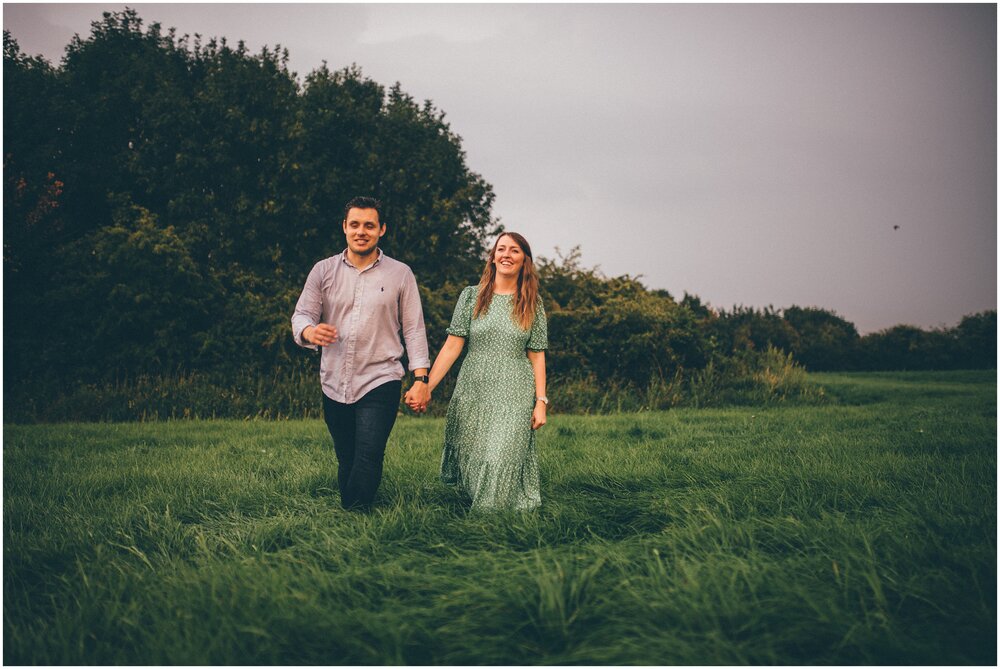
[3, 370, 996, 664]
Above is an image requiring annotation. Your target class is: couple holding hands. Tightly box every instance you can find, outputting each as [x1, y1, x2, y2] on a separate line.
[292, 197, 547, 513]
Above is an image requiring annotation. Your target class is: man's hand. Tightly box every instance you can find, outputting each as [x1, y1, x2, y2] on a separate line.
[404, 383, 431, 413]
[303, 324, 338, 347]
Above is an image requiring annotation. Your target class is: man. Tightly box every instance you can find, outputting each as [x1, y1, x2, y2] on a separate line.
[292, 196, 431, 510]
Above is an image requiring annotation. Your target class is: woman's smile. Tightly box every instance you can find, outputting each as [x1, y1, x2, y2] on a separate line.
[494, 236, 525, 276]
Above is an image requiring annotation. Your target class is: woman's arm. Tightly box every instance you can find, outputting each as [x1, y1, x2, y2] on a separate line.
[404, 335, 465, 412]
[428, 335, 467, 392]
[527, 350, 547, 430]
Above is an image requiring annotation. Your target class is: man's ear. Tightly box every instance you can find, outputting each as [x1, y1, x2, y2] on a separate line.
[379, 224, 387, 238]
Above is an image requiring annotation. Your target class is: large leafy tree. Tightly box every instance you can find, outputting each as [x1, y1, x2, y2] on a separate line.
[4, 9, 498, 385]
[296, 67, 498, 287]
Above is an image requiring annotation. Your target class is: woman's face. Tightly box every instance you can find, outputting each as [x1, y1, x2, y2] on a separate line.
[493, 235, 525, 280]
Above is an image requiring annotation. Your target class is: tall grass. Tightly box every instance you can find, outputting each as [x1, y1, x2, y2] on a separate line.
[3, 371, 995, 664]
[553, 346, 827, 413]
[5, 366, 322, 423]
[4, 347, 827, 423]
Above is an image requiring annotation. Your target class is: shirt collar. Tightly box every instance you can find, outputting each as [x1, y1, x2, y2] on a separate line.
[341, 247, 383, 270]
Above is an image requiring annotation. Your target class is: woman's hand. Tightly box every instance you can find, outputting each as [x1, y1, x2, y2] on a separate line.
[531, 401, 547, 430]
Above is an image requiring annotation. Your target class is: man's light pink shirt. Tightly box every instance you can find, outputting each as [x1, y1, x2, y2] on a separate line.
[291, 249, 430, 404]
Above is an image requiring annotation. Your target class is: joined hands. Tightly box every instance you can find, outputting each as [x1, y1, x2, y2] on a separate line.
[404, 383, 431, 414]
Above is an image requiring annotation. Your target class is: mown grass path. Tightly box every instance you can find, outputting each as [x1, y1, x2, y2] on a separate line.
[4, 371, 995, 664]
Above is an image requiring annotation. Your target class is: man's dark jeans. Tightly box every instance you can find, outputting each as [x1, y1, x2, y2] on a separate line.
[321, 380, 402, 510]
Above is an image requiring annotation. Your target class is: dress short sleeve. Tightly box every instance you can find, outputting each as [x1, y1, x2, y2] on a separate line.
[446, 286, 477, 338]
[527, 299, 548, 351]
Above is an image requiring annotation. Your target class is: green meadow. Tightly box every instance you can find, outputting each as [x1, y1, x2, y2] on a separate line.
[3, 371, 995, 664]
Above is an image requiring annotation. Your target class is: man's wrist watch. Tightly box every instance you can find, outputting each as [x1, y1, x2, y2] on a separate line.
[536, 396, 549, 405]
[414, 375, 429, 384]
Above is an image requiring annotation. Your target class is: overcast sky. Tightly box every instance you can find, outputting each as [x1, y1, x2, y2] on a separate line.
[5, 2, 996, 333]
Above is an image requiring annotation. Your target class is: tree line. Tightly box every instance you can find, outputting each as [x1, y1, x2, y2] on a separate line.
[3, 10, 995, 420]
[536, 248, 995, 380]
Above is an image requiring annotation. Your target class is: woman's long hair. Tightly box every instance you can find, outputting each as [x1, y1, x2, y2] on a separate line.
[474, 232, 540, 331]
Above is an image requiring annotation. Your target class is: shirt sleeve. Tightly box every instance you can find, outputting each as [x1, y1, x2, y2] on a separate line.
[291, 263, 323, 350]
[527, 299, 548, 351]
[446, 286, 476, 338]
[399, 269, 431, 370]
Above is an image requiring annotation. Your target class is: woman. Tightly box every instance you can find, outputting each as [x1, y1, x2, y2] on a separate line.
[410, 232, 548, 511]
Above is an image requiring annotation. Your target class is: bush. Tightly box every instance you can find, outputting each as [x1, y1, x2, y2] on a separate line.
[859, 325, 958, 371]
[685, 346, 825, 408]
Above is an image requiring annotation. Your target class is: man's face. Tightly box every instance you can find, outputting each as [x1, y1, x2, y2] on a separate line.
[343, 207, 385, 256]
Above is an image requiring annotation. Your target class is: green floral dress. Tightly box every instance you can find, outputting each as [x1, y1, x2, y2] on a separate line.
[440, 286, 548, 511]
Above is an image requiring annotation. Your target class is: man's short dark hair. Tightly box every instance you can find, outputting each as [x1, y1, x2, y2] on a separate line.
[343, 196, 384, 225]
